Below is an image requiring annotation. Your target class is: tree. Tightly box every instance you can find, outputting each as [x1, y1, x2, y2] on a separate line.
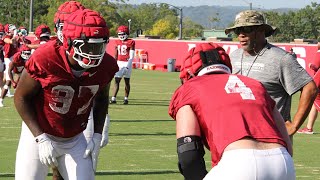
[117, 3, 178, 37]
[208, 13, 220, 29]
[265, 2, 320, 42]
[183, 17, 204, 38]
[147, 16, 178, 39]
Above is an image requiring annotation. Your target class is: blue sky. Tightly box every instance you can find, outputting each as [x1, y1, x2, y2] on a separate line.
[125, 0, 318, 9]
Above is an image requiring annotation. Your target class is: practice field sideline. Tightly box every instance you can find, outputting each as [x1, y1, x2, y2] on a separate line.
[0, 69, 319, 180]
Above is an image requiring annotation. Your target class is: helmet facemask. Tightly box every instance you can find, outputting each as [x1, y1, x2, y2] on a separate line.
[68, 38, 107, 69]
[118, 32, 128, 41]
[18, 29, 28, 37]
[9, 25, 16, 34]
[55, 20, 64, 42]
[21, 50, 31, 60]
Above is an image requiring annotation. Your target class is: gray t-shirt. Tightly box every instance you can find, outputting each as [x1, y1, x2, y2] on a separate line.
[230, 43, 313, 120]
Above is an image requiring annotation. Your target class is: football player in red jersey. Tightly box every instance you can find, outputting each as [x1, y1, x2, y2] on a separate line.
[0, 23, 5, 98]
[14, 8, 118, 180]
[53, 0, 110, 146]
[27, 24, 52, 52]
[0, 23, 19, 105]
[7, 45, 31, 89]
[169, 43, 294, 180]
[51, 2, 86, 179]
[110, 25, 135, 104]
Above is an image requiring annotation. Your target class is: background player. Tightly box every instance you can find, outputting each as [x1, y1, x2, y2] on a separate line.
[14, 9, 118, 179]
[0, 23, 5, 97]
[1, 23, 18, 104]
[27, 24, 52, 52]
[110, 25, 135, 105]
[8, 45, 31, 89]
[169, 42, 294, 180]
[298, 42, 320, 134]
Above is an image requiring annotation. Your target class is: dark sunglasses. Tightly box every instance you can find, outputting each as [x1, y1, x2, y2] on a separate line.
[233, 26, 257, 35]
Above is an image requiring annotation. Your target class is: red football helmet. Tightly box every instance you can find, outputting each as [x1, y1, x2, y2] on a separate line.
[180, 42, 232, 83]
[117, 25, 129, 40]
[54, 1, 86, 42]
[63, 9, 109, 69]
[4, 24, 16, 34]
[19, 44, 32, 60]
[35, 24, 51, 39]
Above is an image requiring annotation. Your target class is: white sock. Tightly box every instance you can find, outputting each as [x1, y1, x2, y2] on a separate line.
[124, 97, 128, 100]
[111, 97, 116, 101]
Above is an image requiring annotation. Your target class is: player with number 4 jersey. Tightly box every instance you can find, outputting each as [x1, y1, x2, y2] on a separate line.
[169, 43, 295, 180]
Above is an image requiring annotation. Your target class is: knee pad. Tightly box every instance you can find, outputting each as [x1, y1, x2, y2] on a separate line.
[177, 136, 207, 180]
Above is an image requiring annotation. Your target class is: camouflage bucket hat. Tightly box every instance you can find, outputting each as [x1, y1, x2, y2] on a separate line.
[225, 10, 277, 37]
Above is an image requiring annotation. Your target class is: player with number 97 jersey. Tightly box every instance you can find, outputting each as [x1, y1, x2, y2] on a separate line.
[24, 40, 118, 138]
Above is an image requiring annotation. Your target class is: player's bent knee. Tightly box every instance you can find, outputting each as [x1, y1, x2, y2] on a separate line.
[177, 135, 207, 180]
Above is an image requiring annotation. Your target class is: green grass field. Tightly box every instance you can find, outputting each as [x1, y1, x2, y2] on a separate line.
[0, 69, 319, 180]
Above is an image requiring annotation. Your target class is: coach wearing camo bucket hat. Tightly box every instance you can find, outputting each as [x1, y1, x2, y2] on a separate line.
[226, 10, 318, 140]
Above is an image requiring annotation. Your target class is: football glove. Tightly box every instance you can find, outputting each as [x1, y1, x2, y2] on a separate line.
[35, 133, 58, 167]
[100, 114, 110, 148]
[83, 133, 102, 172]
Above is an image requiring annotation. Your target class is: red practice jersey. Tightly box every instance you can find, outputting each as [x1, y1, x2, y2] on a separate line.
[0, 39, 4, 61]
[3, 35, 18, 58]
[25, 40, 119, 138]
[310, 50, 320, 110]
[115, 39, 135, 61]
[169, 74, 287, 167]
[11, 52, 26, 73]
[312, 50, 320, 87]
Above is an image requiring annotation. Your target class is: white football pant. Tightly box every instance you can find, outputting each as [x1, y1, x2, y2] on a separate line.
[15, 122, 95, 180]
[4, 57, 13, 81]
[114, 61, 132, 78]
[204, 147, 295, 180]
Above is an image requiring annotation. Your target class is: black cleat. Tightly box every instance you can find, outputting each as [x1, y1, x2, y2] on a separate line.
[109, 99, 117, 104]
[123, 99, 129, 105]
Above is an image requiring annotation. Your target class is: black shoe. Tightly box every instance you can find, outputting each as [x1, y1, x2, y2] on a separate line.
[109, 99, 117, 104]
[123, 99, 128, 105]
